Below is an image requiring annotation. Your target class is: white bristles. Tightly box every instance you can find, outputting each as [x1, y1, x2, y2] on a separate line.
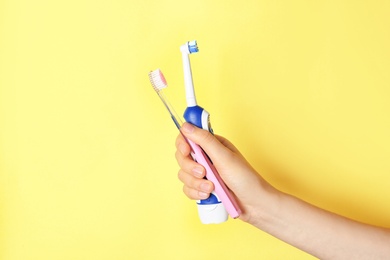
[148, 68, 183, 128]
[148, 69, 168, 92]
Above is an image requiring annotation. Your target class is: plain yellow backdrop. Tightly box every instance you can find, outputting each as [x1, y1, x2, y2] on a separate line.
[1, 0, 389, 259]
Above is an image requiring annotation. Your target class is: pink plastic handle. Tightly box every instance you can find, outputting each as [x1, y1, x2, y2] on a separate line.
[187, 139, 242, 218]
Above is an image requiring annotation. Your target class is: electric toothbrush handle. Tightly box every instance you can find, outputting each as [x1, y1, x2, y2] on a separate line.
[187, 139, 242, 219]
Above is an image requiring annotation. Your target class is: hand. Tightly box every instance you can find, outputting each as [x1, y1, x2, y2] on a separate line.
[175, 122, 278, 223]
[175, 123, 390, 259]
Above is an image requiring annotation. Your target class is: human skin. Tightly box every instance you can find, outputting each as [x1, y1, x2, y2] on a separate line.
[175, 122, 390, 259]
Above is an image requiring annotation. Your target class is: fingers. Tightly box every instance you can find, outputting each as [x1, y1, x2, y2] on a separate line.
[178, 169, 214, 200]
[175, 131, 215, 200]
[175, 136, 203, 177]
[175, 133, 191, 157]
[180, 123, 236, 166]
[175, 149, 205, 178]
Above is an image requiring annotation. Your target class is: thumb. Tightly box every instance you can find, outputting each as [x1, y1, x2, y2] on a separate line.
[180, 122, 233, 164]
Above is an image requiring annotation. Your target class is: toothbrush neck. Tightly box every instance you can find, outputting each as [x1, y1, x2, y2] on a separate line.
[186, 97, 197, 107]
[182, 52, 197, 107]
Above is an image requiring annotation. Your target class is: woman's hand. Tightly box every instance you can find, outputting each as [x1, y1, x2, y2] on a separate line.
[175, 122, 278, 224]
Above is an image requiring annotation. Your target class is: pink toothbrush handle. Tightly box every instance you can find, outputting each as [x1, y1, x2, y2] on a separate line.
[187, 139, 242, 218]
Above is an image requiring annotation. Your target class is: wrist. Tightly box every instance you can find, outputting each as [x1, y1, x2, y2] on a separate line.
[246, 183, 285, 230]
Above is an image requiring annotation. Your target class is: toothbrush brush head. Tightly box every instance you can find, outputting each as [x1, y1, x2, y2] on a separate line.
[148, 69, 167, 92]
[188, 40, 199, 53]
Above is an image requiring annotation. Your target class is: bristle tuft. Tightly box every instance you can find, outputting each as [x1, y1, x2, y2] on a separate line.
[188, 40, 199, 53]
[148, 69, 168, 92]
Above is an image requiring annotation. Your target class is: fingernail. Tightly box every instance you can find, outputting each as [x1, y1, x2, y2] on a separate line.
[200, 182, 211, 193]
[192, 166, 204, 178]
[199, 192, 209, 199]
[181, 123, 194, 134]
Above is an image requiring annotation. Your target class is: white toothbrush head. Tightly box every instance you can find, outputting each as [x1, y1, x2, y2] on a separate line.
[148, 69, 168, 92]
[180, 40, 199, 54]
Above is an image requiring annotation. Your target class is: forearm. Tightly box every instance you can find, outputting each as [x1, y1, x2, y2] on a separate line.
[250, 191, 390, 259]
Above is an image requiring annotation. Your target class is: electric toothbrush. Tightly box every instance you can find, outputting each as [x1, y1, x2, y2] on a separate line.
[180, 41, 213, 134]
[180, 41, 241, 223]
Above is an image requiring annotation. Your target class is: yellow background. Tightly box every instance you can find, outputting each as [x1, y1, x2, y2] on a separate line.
[1, 1, 389, 259]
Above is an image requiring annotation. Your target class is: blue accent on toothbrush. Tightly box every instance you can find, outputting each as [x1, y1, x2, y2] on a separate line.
[197, 193, 221, 205]
[188, 40, 199, 53]
[184, 106, 204, 128]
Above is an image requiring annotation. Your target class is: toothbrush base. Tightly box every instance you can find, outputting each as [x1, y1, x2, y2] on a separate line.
[197, 203, 228, 224]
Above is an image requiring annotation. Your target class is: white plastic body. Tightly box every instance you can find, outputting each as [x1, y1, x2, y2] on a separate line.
[180, 44, 197, 107]
[197, 193, 228, 224]
[201, 110, 210, 131]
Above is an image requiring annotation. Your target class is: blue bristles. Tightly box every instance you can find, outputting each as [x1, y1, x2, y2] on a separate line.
[188, 40, 199, 53]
